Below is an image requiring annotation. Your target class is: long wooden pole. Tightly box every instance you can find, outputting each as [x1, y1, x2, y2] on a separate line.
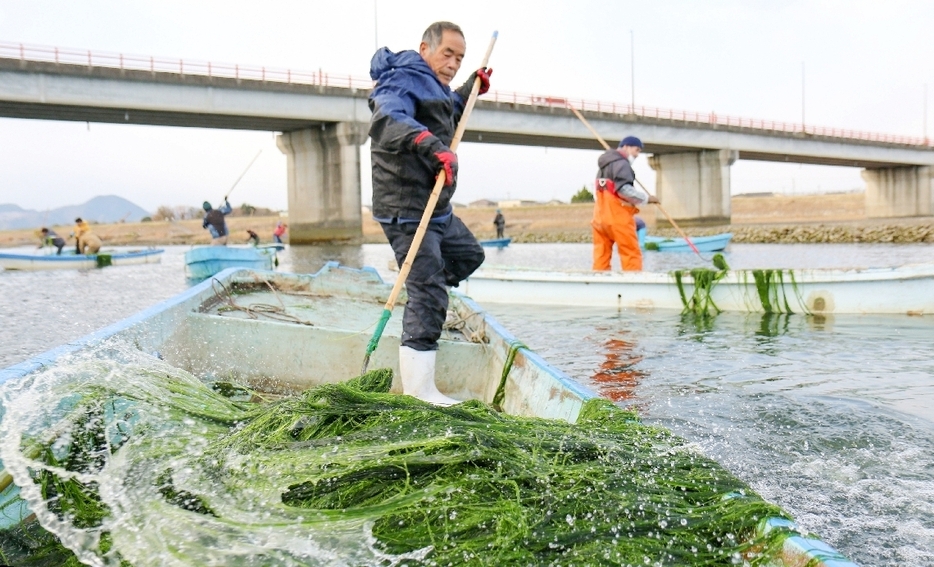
[566, 105, 704, 258]
[362, 31, 498, 374]
[223, 149, 263, 202]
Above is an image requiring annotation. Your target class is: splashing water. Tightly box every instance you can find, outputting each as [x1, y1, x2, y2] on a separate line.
[0, 343, 430, 566]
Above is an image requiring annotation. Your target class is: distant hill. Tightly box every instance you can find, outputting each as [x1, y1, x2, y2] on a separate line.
[0, 196, 151, 230]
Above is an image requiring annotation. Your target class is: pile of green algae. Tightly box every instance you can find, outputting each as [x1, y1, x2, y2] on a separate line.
[0, 359, 795, 566]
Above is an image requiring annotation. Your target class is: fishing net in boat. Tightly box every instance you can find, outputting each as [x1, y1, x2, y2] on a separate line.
[0, 346, 793, 566]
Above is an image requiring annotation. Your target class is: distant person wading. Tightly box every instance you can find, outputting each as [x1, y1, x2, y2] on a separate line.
[202, 200, 232, 245]
[493, 208, 506, 239]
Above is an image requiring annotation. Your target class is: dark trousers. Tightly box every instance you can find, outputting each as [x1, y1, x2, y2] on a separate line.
[381, 215, 485, 351]
[496, 225, 505, 238]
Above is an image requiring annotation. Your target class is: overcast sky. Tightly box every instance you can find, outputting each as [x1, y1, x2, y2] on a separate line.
[1, 0, 932, 213]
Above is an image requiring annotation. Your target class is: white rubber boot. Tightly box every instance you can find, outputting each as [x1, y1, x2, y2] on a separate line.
[398, 346, 459, 406]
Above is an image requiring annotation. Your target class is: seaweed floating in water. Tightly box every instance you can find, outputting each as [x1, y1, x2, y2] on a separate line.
[1, 352, 794, 566]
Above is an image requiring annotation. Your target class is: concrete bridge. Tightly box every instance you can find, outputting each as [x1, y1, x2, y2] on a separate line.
[2, 42, 932, 241]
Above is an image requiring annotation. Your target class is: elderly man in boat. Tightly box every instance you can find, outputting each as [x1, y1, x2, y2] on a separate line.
[592, 137, 659, 271]
[368, 21, 491, 405]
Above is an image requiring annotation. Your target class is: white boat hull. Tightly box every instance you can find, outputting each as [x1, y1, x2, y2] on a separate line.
[0, 249, 164, 271]
[463, 264, 934, 315]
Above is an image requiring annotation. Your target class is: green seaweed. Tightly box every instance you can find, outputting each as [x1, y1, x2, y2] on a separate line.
[673, 253, 731, 318]
[749, 269, 807, 315]
[1, 359, 796, 566]
[491, 340, 526, 411]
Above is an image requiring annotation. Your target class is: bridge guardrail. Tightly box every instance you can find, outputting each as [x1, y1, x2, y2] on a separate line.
[1, 40, 930, 148]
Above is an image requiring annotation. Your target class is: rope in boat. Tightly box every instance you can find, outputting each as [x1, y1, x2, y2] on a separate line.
[209, 277, 315, 326]
[208, 276, 489, 346]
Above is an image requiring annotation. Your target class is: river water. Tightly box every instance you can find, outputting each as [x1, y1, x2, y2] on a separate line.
[2, 242, 933, 566]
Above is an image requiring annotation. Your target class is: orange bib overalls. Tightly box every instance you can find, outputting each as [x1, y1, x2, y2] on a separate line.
[592, 178, 642, 271]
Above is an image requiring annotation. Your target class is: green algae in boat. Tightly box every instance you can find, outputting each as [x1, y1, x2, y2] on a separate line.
[2, 360, 794, 565]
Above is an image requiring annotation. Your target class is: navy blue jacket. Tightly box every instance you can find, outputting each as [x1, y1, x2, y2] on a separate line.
[368, 48, 472, 222]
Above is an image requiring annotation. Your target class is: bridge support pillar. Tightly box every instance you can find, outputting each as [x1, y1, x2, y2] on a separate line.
[862, 166, 934, 218]
[277, 123, 367, 243]
[648, 149, 737, 227]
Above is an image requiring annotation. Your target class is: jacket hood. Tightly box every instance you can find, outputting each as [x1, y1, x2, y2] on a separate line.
[369, 48, 434, 82]
[597, 149, 626, 169]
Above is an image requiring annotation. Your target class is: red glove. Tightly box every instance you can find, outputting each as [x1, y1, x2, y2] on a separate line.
[414, 130, 458, 186]
[475, 67, 493, 95]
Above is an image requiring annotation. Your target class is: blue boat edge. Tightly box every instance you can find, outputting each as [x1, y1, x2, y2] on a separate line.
[643, 232, 733, 253]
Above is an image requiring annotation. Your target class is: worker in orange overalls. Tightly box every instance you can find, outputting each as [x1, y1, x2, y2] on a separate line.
[592, 136, 659, 271]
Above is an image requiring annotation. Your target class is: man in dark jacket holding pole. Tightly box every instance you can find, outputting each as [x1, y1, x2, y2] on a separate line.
[369, 21, 491, 405]
[592, 136, 658, 271]
[202, 200, 232, 245]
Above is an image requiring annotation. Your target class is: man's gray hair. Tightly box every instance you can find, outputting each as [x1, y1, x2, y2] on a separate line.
[422, 21, 464, 52]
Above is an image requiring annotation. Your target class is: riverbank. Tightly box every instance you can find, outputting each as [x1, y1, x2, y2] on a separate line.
[3, 192, 933, 247]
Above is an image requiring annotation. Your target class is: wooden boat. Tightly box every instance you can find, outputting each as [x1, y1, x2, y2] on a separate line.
[644, 232, 733, 253]
[463, 263, 934, 315]
[479, 237, 512, 248]
[184, 245, 277, 279]
[0, 264, 856, 566]
[0, 248, 164, 271]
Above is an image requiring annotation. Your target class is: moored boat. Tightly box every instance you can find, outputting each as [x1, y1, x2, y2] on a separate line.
[0, 264, 855, 566]
[644, 232, 733, 253]
[0, 248, 164, 271]
[184, 245, 277, 280]
[257, 243, 286, 252]
[479, 237, 512, 248]
[463, 263, 934, 315]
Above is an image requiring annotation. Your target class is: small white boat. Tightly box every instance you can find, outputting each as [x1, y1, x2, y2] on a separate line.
[184, 245, 277, 279]
[0, 248, 164, 271]
[0, 264, 855, 566]
[463, 263, 934, 315]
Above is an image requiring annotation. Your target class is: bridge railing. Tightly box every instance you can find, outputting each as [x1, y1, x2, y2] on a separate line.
[495, 93, 930, 147]
[2, 41, 930, 148]
[0, 41, 372, 90]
